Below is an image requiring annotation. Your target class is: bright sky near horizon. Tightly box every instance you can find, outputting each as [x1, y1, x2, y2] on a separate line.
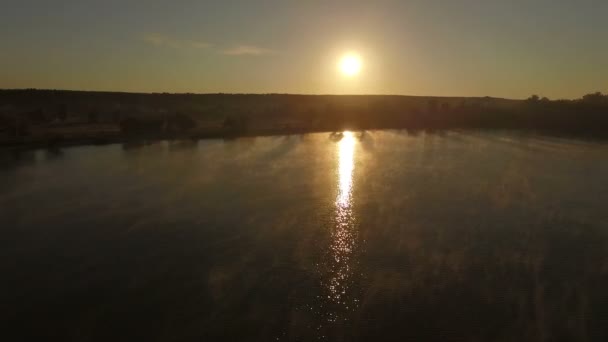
[1, 0, 607, 99]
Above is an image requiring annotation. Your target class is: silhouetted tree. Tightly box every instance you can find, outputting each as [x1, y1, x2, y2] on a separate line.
[27, 108, 45, 123]
[222, 116, 248, 134]
[223, 116, 238, 130]
[10, 115, 29, 137]
[56, 104, 67, 122]
[112, 109, 122, 123]
[427, 99, 438, 113]
[527, 95, 540, 102]
[167, 112, 196, 132]
[120, 117, 164, 136]
[88, 109, 99, 123]
[582, 92, 606, 104]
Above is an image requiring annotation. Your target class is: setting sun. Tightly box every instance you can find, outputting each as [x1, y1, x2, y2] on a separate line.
[339, 54, 362, 77]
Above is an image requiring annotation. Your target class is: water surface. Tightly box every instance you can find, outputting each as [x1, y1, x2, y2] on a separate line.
[1, 131, 608, 341]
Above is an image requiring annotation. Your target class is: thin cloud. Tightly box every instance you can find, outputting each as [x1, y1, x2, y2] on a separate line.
[143, 35, 274, 56]
[143, 33, 211, 49]
[222, 45, 275, 56]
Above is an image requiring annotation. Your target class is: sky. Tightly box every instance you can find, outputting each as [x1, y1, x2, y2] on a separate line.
[1, 0, 607, 99]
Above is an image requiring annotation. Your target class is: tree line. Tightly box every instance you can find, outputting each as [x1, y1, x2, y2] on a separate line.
[0, 89, 607, 140]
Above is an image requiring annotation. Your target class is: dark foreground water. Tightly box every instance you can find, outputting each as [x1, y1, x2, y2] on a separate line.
[1, 130, 608, 341]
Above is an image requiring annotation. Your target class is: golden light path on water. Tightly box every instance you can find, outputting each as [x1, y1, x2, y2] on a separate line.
[326, 131, 358, 318]
[337, 132, 355, 209]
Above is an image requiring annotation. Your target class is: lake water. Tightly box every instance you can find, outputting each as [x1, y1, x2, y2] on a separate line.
[1, 130, 608, 341]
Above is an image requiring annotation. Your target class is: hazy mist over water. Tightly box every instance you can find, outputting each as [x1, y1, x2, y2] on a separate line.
[2, 131, 608, 341]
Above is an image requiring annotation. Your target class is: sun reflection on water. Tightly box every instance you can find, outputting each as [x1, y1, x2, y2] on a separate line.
[325, 131, 359, 318]
[337, 132, 355, 208]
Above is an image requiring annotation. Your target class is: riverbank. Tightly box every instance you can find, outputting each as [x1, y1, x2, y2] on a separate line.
[2, 90, 607, 150]
[2, 124, 608, 152]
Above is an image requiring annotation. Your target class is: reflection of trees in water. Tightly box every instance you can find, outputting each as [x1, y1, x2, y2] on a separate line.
[167, 139, 198, 151]
[45, 146, 64, 159]
[329, 131, 344, 142]
[358, 131, 376, 152]
[122, 140, 150, 151]
[257, 136, 300, 162]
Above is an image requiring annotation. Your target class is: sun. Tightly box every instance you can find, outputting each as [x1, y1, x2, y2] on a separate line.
[339, 54, 362, 77]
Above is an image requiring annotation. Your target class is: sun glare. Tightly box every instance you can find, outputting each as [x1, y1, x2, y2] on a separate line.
[339, 54, 362, 77]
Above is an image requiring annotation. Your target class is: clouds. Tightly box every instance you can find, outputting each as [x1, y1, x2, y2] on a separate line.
[143, 34, 273, 57]
[221, 45, 275, 56]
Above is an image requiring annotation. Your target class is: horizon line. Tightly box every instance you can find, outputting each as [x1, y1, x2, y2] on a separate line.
[0, 88, 543, 101]
[2, 87, 604, 101]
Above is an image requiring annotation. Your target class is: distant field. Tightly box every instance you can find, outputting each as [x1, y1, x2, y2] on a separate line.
[1, 89, 607, 147]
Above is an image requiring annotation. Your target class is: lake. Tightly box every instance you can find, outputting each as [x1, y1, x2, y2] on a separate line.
[1, 130, 608, 341]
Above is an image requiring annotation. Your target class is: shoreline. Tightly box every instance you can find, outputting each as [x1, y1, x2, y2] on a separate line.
[2, 125, 607, 152]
